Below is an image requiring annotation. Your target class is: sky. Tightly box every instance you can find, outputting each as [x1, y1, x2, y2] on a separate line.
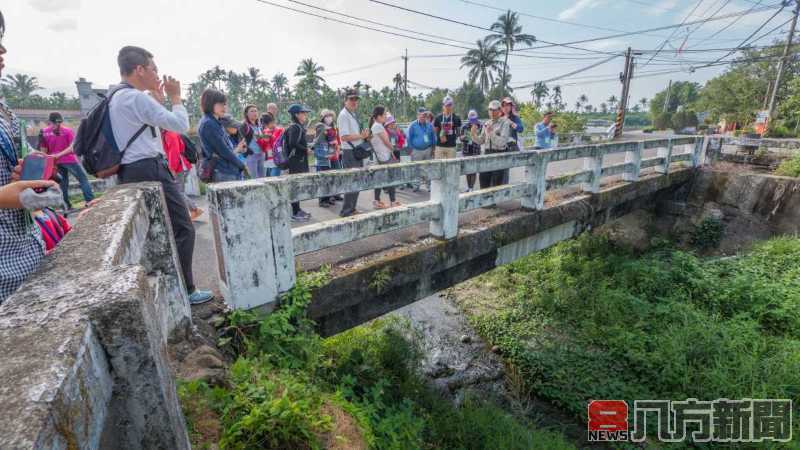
[0, 0, 794, 110]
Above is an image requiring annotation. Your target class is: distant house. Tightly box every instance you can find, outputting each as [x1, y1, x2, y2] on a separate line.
[75, 77, 108, 117]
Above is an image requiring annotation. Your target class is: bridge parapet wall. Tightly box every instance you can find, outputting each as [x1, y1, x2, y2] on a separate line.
[209, 136, 705, 312]
[0, 184, 192, 449]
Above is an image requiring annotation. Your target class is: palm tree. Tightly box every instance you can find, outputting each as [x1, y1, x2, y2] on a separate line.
[600, 102, 608, 114]
[578, 94, 588, 112]
[607, 95, 618, 111]
[2, 73, 41, 98]
[488, 10, 536, 96]
[271, 73, 289, 102]
[294, 58, 325, 90]
[639, 97, 648, 111]
[575, 101, 583, 112]
[531, 82, 549, 108]
[550, 85, 563, 111]
[460, 37, 503, 95]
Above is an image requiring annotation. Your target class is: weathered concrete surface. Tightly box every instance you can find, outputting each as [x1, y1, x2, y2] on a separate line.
[662, 168, 800, 254]
[0, 184, 191, 449]
[309, 168, 695, 336]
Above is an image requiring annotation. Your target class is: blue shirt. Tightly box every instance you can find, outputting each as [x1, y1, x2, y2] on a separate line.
[508, 114, 524, 141]
[406, 120, 436, 150]
[535, 121, 555, 149]
[198, 113, 246, 176]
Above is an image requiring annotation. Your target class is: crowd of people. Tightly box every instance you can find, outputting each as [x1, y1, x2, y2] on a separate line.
[0, 6, 560, 305]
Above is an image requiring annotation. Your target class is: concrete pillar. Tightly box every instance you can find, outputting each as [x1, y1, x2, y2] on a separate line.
[656, 138, 673, 175]
[208, 183, 295, 311]
[623, 141, 643, 182]
[429, 161, 460, 239]
[522, 152, 548, 210]
[692, 137, 705, 167]
[581, 146, 603, 193]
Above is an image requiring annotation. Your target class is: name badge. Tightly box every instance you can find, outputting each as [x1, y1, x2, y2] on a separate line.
[423, 134, 430, 144]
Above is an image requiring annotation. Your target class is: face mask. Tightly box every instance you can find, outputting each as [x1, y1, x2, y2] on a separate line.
[324, 116, 333, 125]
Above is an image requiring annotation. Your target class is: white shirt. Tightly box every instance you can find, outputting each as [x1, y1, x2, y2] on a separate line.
[337, 107, 363, 148]
[108, 85, 190, 164]
[370, 122, 393, 162]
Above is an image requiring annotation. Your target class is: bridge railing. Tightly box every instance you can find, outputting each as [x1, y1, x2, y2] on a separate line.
[208, 136, 705, 311]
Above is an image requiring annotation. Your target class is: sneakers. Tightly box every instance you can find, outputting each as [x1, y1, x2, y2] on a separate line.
[189, 290, 214, 305]
[292, 210, 312, 222]
[390, 201, 403, 207]
[319, 200, 334, 208]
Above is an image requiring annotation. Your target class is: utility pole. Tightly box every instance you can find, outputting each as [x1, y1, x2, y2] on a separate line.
[767, 0, 800, 121]
[403, 49, 409, 120]
[614, 47, 635, 139]
[663, 79, 672, 112]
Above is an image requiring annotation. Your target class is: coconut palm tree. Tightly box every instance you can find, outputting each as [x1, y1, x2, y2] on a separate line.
[271, 73, 289, 102]
[607, 95, 618, 111]
[530, 82, 549, 108]
[487, 10, 536, 96]
[294, 58, 325, 90]
[2, 73, 40, 98]
[578, 94, 588, 111]
[639, 97, 648, 111]
[460, 37, 503, 95]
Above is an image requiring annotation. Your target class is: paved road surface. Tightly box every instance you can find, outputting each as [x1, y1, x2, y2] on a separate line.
[192, 132, 679, 296]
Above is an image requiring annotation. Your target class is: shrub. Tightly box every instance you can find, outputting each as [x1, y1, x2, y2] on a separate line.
[690, 217, 724, 250]
[653, 111, 672, 130]
[775, 153, 800, 177]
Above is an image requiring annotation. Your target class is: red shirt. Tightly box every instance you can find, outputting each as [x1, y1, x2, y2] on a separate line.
[261, 126, 284, 161]
[161, 130, 192, 173]
[39, 125, 78, 165]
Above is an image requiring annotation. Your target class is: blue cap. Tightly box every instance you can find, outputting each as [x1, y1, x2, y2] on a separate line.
[288, 104, 311, 114]
[417, 107, 428, 114]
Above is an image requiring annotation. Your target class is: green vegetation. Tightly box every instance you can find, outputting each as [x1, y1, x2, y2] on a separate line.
[180, 269, 575, 449]
[456, 235, 800, 443]
[775, 152, 800, 177]
[690, 217, 724, 251]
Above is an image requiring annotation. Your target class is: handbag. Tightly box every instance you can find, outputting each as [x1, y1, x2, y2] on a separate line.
[350, 140, 373, 160]
[199, 156, 217, 183]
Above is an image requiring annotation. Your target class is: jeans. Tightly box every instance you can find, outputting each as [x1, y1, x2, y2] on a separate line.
[411, 147, 433, 190]
[119, 157, 196, 293]
[245, 152, 266, 178]
[213, 171, 241, 182]
[339, 148, 363, 217]
[58, 163, 94, 209]
[265, 166, 282, 177]
[175, 170, 197, 210]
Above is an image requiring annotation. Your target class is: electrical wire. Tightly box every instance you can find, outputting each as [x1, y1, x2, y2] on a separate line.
[641, 0, 708, 69]
[325, 57, 401, 77]
[512, 54, 620, 89]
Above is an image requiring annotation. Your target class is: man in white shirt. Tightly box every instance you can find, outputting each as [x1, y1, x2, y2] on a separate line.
[337, 89, 369, 217]
[110, 46, 213, 305]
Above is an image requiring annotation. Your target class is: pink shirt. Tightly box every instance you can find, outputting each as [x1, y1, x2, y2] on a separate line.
[39, 125, 78, 165]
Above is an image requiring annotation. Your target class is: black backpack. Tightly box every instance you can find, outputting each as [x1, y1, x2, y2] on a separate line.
[74, 85, 151, 178]
[180, 134, 199, 164]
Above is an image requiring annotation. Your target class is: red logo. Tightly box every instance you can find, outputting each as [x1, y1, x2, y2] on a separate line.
[588, 400, 629, 432]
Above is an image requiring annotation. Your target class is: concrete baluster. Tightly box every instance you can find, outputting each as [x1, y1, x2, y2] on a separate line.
[656, 138, 673, 175]
[623, 141, 644, 182]
[209, 182, 295, 311]
[692, 137, 705, 167]
[581, 146, 603, 193]
[430, 160, 461, 239]
[522, 152, 549, 210]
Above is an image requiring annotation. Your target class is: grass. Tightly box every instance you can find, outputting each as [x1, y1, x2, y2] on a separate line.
[180, 268, 576, 449]
[775, 153, 800, 177]
[452, 234, 800, 448]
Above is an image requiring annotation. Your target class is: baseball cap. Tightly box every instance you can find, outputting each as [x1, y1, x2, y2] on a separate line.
[417, 107, 428, 114]
[48, 112, 63, 123]
[385, 114, 396, 125]
[442, 95, 454, 106]
[467, 109, 479, 124]
[345, 88, 360, 100]
[488, 100, 501, 111]
[219, 115, 241, 129]
[501, 97, 514, 106]
[288, 103, 311, 114]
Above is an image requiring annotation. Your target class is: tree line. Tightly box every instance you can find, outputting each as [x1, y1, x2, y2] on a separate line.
[1, 73, 79, 110]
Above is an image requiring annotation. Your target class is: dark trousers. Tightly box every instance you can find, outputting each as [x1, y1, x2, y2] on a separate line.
[58, 162, 94, 209]
[316, 164, 335, 204]
[289, 163, 308, 215]
[119, 157, 196, 293]
[479, 149, 508, 189]
[374, 186, 396, 203]
[340, 148, 363, 217]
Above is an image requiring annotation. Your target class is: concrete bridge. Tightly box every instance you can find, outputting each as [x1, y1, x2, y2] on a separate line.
[208, 135, 706, 335]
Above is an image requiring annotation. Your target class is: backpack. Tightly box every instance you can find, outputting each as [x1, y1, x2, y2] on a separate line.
[273, 123, 300, 170]
[180, 134, 199, 164]
[73, 85, 152, 178]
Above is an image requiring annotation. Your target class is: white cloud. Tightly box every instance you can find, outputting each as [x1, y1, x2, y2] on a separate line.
[558, 0, 604, 20]
[29, 0, 81, 12]
[648, 0, 680, 16]
[47, 18, 77, 32]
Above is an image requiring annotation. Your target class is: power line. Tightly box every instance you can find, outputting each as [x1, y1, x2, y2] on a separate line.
[641, 0, 708, 69]
[286, 0, 475, 46]
[512, 55, 620, 89]
[325, 57, 401, 77]
[517, 2, 784, 50]
[459, 0, 672, 39]
[366, 0, 623, 56]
